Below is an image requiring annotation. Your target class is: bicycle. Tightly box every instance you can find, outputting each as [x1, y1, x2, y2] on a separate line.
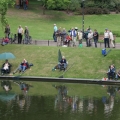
[23, 36, 32, 44]
[9, 33, 18, 44]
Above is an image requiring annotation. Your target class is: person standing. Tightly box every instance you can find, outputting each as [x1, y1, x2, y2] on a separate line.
[17, 25, 24, 44]
[53, 24, 58, 42]
[16, 0, 20, 9]
[104, 28, 110, 48]
[77, 30, 83, 45]
[4, 25, 10, 38]
[84, 28, 89, 47]
[56, 27, 62, 46]
[24, 26, 29, 44]
[70, 27, 77, 47]
[61, 28, 67, 45]
[23, 0, 27, 10]
[93, 29, 99, 48]
[88, 30, 93, 47]
[109, 30, 115, 48]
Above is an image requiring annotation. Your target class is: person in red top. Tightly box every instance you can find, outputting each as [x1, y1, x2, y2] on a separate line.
[13, 59, 30, 74]
[1, 37, 9, 46]
[65, 35, 72, 46]
[19, 59, 29, 72]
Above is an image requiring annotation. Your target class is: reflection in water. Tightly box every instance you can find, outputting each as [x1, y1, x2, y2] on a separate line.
[1, 83, 120, 120]
[1, 80, 12, 93]
[102, 86, 116, 115]
[17, 94, 31, 112]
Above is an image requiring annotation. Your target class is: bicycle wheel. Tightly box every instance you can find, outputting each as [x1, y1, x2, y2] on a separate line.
[29, 36, 32, 44]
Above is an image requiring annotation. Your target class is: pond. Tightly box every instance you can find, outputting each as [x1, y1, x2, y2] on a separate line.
[0, 80, 120, 120]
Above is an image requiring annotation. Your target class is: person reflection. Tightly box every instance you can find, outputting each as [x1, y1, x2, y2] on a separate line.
[17, 94, 31, 111]
[1, 80, 12, 93]
[87, 97, 94, 114]
[102, 86, 116, 114]
[14, 81, 33, 95]
[53, 85, 69, 111]
[17, 94, 25, 110]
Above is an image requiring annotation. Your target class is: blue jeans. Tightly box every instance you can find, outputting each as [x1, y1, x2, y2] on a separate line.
[58, 63, 67, 70]
[107, 72, 115, 80]
[23, 2, 27, 10]
[53, 32, 57, 42]
[104, 38, 110, 48]
[94, 38, 98, 47]
[116, 74, 120, 79]
[19, 65, 27, 72]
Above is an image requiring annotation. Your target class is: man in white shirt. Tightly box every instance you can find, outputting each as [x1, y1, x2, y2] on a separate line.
[104, 28, 110, 48]
[109, 30, 115, 48]
[17, 25, 24, 44]
[88, 30, 93, 47]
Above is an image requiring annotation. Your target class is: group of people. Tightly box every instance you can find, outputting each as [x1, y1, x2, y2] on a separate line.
[1, 58, 32, 76]
[16, 0, 29, 10]
[17, 25, 29, 44]
[106, 64, 120, 80]
[53, 24, 115, 48]
[1, 24, 30, 45]
[103, 28, 115, 48]
[53, 24, 82, 47]
[84, 28, 99, 47]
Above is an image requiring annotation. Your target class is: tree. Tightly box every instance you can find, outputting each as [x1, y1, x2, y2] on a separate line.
[0, 0, 15, 27]
[40, 0, 48, 15]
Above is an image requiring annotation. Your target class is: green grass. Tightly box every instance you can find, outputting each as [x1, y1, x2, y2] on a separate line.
[0, 45, 120, 78]
[0, 5, 120, 42]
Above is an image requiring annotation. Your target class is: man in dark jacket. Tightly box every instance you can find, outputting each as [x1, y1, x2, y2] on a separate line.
[58, 56, 67, 71]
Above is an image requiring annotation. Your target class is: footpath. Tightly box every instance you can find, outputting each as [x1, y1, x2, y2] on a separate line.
[0, 38, 120, 49]
[31, 40, 120, 49]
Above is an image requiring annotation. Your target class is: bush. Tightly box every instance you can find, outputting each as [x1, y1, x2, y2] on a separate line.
[78, 7, 109, 15]
[113, 31, 120, 37]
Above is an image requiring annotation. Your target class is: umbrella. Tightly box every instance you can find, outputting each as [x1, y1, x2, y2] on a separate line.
[58, 49, 62, 62]
[0, 52, 15, 60]
[0, 93, 16, 102]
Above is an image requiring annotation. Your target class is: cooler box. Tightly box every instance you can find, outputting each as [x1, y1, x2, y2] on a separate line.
[102, 49, 106, 55]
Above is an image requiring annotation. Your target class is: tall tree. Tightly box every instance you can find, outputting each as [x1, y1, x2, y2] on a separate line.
[0, 0, 14, 27]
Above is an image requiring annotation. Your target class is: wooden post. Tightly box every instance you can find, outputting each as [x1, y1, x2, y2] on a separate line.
[35, 40, 37, 45]
[48, 40, 49, 46]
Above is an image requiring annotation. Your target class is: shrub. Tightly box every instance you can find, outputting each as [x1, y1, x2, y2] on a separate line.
[78, 7, 109, 15]
[113, 31, 120, 37]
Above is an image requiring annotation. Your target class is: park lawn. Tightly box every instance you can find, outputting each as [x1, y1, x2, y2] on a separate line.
[0, 5, 120, 42]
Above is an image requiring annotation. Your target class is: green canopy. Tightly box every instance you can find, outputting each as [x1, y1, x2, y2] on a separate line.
[58, 49, 62, 62]
[0, 52, 15, 60]
[0, 93, 16, 102]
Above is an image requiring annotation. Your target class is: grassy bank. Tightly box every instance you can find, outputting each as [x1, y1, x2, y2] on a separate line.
[0, 45, 120, 78]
